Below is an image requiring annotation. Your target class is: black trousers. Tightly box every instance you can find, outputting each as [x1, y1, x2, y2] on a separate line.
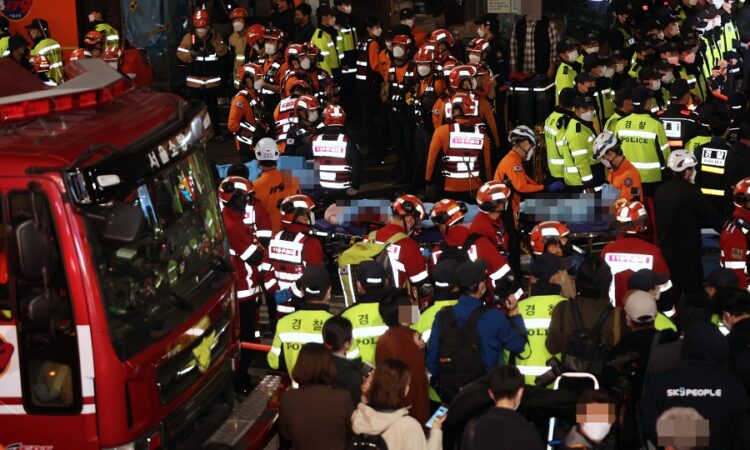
[188, 86, 221, 136]
[237, 142, 255, 163]
[235, 299, 258, 391]
[387, 108, 415, 183]
[357, 80, 382, 156]
[413, 126, 433, 190]
[664, 254, 705, 301]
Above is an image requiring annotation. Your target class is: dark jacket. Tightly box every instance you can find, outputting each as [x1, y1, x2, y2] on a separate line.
[279, 384, 354, 450]
[728, 317, 750, 395]
[332, 354, 363, 406]
[604, 327, 678, 394]
[546, 297, 626, 356]
[642, 321, 749, 449]
[655, 176, 724, 259]
[293, 22, 315, 44]
[725, 142, 750, 212]
[461, 407, 545, 450]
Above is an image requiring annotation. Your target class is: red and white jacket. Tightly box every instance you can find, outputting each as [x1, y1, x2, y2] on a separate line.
[312, 132, 352, 190]
[601, 234, 672, 307]
[275, 95, 298, 143]
[467, 212, 513, 289]
[372, 223, 429, 288]
[720, 208, 750, 288]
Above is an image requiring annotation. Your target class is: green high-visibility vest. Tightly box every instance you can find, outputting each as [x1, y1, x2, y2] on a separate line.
[341, 302, 386, 365]
[31, 37, 63, 85]
[544, 110, 570, 179]
[615, 113, 671, 183]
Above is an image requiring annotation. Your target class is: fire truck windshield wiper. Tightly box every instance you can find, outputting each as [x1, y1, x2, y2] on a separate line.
[27, 143, 125, 174]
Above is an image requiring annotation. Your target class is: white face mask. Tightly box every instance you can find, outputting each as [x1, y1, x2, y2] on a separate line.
[684, 52, 696, 64]
[601, 157, 613, 169]
[656, 32, 665, 40]
[372, 27, 382, 37]
[584, 46, 599, 54]
[713, 0, 725, 8]
[392, 46, 405, 58]
[254, 79, 264, 90]
[581, 110, 595, 122]
[233, 21, 244, 32]
[88, 13, 96, 22]
[604, 67, 615, 78]
[417, 64, 431, 77]
[342, 5, 352, 14]
[667, 56, 679, 66]
[195, 28, 208, 38]
[477, 27, 486, 38]
[265, 43, 277, 55]
[468, 53, 481, 64]
[688, 0, 698, 5]
[661, 72, 675, 84]
[402, 19, 415, 28]
[650, 80, 662, 91]
[524, 146, 535, 161]
[566, 50, 579, 62]
[615, 63, 626, 73]
[580, 422, 612, 442]
[307, 110, 319, 123]
[689, 168, 697, 183]
[300, 57, 311, 70]
[713, 17, 723, 28]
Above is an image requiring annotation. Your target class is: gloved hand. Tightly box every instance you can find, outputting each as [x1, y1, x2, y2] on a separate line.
[547, 180, 564, 192]
[274, 289, 292, 305]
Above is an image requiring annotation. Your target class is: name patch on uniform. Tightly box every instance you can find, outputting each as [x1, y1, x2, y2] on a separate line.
[732, 247, 744, 260]
[701, 148, 727, 166]
[663, 120, 681, 138]
[624, 178, 633, 186]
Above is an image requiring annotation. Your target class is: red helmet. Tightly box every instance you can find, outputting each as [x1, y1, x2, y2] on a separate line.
[467, 37, 490, 54]
[192, 9, 210, 28]
[219, 176, 254, 203]
[430, 199, 467, 227]
[392, 194, 426, 220]
[263, 26, 284, 41]
[304, 42, 320, 58]
[467, 61, 489, 76]
[615, 200, 649, 234]
[229, 7, 248, 20]
[69, 48, 90, 62]
[285, 77, 311, 97]
[238, 62, 263, 82]
[323, 104, 346, 126]
[84, 30, 104, 46]
[449, 92, 478, 118]
[733, 178, 750, 208]
[448, 64, 478, 90]
[280, 194, 316, 225]
[245, 24, 266, 47]
[429, 28, 455, 47]
[414, 46, 436, 63]
[529, 221, 571, 255]
[33, 54, 50, 73]
[392, 34, 412, 49]
[102, 47, 120, 63]
[294, 94, 320, 114]
[285, 43, 305, 64]
[476, 181, 511, 212]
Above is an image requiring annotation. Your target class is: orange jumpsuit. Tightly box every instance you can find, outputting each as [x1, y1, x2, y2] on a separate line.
[227, 90, 263, 152]
[493, 150, 544, 226]
[425, 120, 492, 192]
[609, 158, 643, 201]
[253, 168, 301, 233]
[434, 95, 500, 147]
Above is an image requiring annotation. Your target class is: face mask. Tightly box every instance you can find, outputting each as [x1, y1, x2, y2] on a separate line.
[661, 72, 675, 84]
[195, 28, 208, 38]
[654, 290, 661, 300]
[601, 157, 612, 169]
[684, 52, 696, 64]
[402, 19, 415, 28]
[581, 110, 595, 122]
[233, 21, 244, 32]
[615, 63, 626, 73]
[689, 0, 698, 5]
[566, 50, 579, 62]
[417, 64, 431, 77]
[584, 46, 599, 54]
[468, 53, 481, 63]
[689, 168, 697, 183]
[342, 5, 352, 14]
[580, 422, 612, 442]
[265, 43, 277, 55]
[254, 79, 264, 90]
[713, 0, 725, 8]
[656, 32, 665, 40]
[714, 17, 723, 28]
[561, 240, 574, 257]
[650, 80, 662, 91]
[393, 46, 405, 58]
[300, 57, 311, 70]
[372, 27, 382, 37]
[88, 13, 96, 22]
[477, 28, 486, 38]
[667, 56, 679, 66]
[307, 110, 319, 123]
[604, 67, 615, 78]
[524, 146, 535, 161]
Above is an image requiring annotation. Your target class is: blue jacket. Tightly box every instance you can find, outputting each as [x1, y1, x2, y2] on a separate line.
[426, 295, 528, 376]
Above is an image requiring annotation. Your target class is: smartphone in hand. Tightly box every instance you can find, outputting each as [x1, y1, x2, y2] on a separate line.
[425, 406, 448, 429]
[360, 362, 374, 379]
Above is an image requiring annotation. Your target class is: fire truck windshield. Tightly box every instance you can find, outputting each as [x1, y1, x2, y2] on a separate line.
[83, 150, 226, 360]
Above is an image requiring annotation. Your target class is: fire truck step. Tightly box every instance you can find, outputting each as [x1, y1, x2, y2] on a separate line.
[203, 374, 281, 447]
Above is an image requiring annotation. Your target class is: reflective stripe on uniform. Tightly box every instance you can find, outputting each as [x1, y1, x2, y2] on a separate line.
[631, 161, 662, 169]
[489, 264, 511, 281]
[701, 187, 725, 196]
[410, 270, 429, 283]
[352, 326, 389, 338]
[723, 260, 747, 269]
[618, 130, 656, 139]
[517, 365, 550, 376]
[278, 332, 324, 343]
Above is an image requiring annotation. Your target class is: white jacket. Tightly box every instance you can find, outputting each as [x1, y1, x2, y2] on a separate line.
[350, 403, 442, 450]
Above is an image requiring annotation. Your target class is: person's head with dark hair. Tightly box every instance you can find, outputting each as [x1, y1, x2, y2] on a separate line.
[291, 343, 337, 386]
[716, 286, 750, 332]
[433, 259, 460, 300]
[378, 288, 413, 327]
[367, 358, 410, 409]
[708, 111, 730, 138]
[455, 260, 488, 298]
[487, 365, 524, 409]
[323, 315, 354, 355]
[356, 261, 389, 297]
[704, 267, 739, 299]
[574, 389, 615, 444]
[576, 255, 612, 299]
[226, 163, 249, 179]
[558, 87, 578, 110]
[316, 6, 335, 27]
[299, 264, 332, 303]
[294, 3, 312, 27]
[364, 16, 381, 30]
[676, 293, 714, 335]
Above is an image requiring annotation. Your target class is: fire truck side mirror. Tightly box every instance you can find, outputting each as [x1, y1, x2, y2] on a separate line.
[14, 219, 53, 281]
[103, 203, 144, 243]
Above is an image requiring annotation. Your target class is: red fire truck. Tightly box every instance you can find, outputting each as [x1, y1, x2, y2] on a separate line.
[0, 59, 281, 449]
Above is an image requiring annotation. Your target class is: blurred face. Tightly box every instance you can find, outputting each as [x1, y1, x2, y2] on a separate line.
[88, 11, 103, 22]
[29, 28, 41, 40]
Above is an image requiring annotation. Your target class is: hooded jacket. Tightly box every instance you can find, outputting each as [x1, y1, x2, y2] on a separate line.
[642, 321, 748, 449]
[350, 403, 442, 450]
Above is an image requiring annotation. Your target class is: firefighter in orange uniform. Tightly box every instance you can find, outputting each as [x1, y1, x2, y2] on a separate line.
[228, 63, 269, 162]
[429, 28, 459, 77]
[177, 9, 227, 138]
[721, 178, 750, 289]
[253, 138, 301, 233]
[411, 46, 445, 195]
[493, 126, 544, 224]
[69, 30, 104, 61]
[593, 130, 643, 201]
[259, 27, 287, 110]
[425, 92, 492, 203]
[274, 78, 312, 153]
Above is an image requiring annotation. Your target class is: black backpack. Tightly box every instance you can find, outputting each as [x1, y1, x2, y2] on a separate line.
[349, 433, 389, 450]
[437, 305, 488, 403]
[561, 299, 613, 375]
[436, 233, 483, 265]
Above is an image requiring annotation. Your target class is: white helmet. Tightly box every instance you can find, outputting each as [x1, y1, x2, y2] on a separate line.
[508, 125, 537, 147]
[593, 130, 619, 160]
[255, 137, 280, 161]
[667, 150, 697, 172]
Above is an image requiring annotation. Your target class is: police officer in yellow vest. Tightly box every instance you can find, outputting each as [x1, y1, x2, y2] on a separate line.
[26, 19, 63, 85]
[512, 253, 568, 385]
[311, 6, 342, 77]
[87, 7, 120, 49]
[555, 40, 579, 104]
[268, 264, 359, 376]
[340, 261, 389, 365]
[544, 88, 577, 182]
[561, 94, 605, 192]
[0, 17, 10, 58]
[414, 259, 460, 345]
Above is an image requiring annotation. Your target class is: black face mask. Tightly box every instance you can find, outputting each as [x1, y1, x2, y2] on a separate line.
[561, 240, 574, 257]
[643, 53, 658, 65]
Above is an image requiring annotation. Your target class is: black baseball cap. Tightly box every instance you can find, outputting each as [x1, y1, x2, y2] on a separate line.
[559, 87, 578, 108]
[400, 7, 415, 20]
[581, 32, 599, 45]
[614, 88, 632, 107]
[357, 261, 387, 288]
[631, 86, 652, 108]
[558, 39, 578, 54]
[530, 253, 568, 281]
[583, 53, 605, 72]
[455, 260, 487, 289]
[641, 18, 662, 34]
[433, 259, 459, 290]
[475, 14, 499, 28]
[8, 34, 29, 53]
[658, 41, 679, 55]
[299, 264, 331, 297]
[574, 94, 595, 108]
[627, 269, 669, 291]
[612, 49, 629, 62]
[575, 72, 596, 84]
[705, 267, 739, 288]
[25, 18, 49, 32]
[669, 79, 690, 100]
[639, 66, 660, 81]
